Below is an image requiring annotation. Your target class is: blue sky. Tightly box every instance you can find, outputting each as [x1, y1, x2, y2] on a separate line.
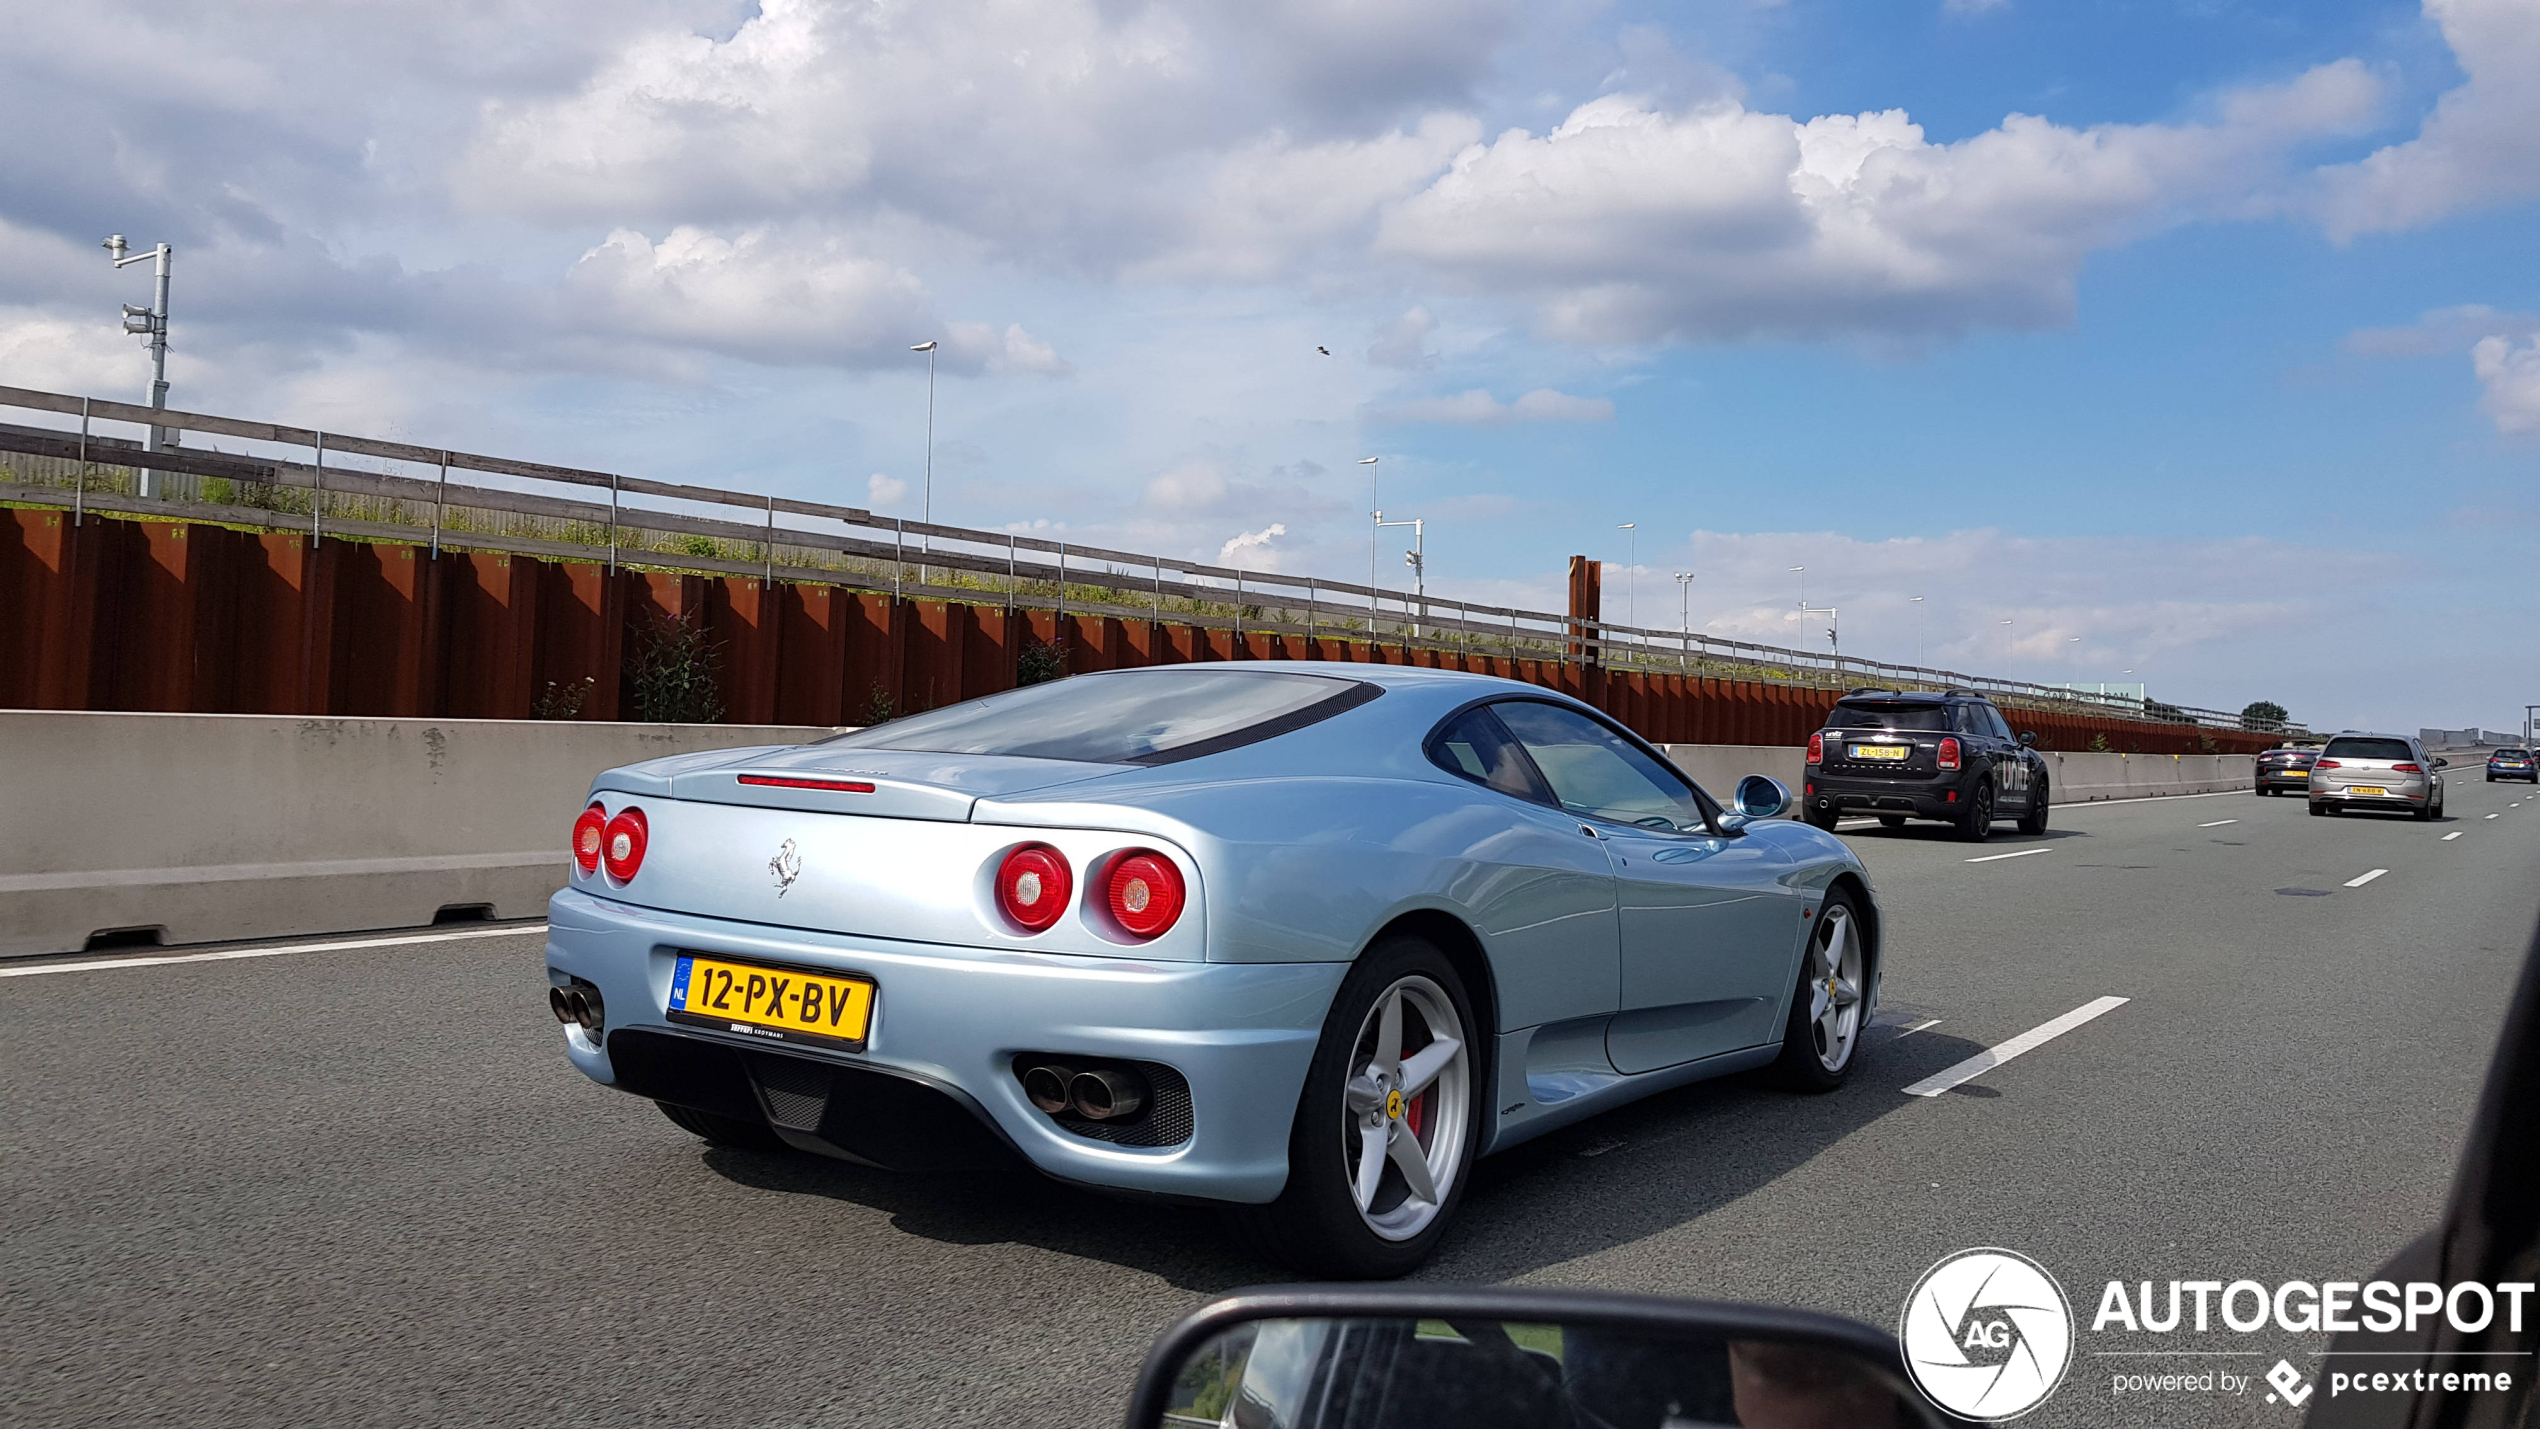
[1, 0, 2534, 733]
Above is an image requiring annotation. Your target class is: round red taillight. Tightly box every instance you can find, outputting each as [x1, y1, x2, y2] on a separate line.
[995, 844, 1072, 932]
[1106, 851, 1185, 939]
[572, 803, 607, 875]
[601, 807, 648, 882]
[1937, 737, 1961, 771]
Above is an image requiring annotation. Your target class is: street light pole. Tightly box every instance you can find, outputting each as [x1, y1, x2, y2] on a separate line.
[909, 340, 937, 583]
[1910, 596, 1926, 672]
[1359, 457, 1381, 631]
[102, 234, 173, 482]
[1673, 571, 1695, 670]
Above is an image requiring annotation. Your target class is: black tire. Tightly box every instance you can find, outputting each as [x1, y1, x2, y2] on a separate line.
[1954, 782, 1996, 842]
[1876, 814, 1907, 829]
[1231, 936, 1483, 1279]
[2310, 800, 2331, 817]
[1774, 887, 1870, 1092]
[2257, 785, 2272, 797]
[656, 1099, 784, 1150]
[2016, 778, 2050, 836]
[1802, 805, 1840, 831]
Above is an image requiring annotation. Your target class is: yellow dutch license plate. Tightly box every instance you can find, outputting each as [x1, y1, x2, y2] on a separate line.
[668, 954, 874, 1049]
[2349, 786, 2387, 797]
[1852, 744, 1910, 760]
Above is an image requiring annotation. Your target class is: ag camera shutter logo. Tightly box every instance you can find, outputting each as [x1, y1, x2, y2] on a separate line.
[1901, 1248, 2074, 1421]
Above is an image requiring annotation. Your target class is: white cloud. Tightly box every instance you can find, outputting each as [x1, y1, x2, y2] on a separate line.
[1367, 306, 1437, 368]
[867, 472, 909, 506]
[1377, 65, 2380, 343]
[1373, 387, 1615, 424]
[0, 307, 154, 398]
[2471, 334, 2540, 433]
[563, 226, 933, 365]
[943, 321, 1074, 378]
[1219, 522, 1289, 570]
[2312, 0, 2540, 239]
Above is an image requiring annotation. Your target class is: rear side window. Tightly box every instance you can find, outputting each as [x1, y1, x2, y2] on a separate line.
[822, 667, 1377, 765]
[1827, 700, 1950, 732]
[1428, 707, 1553, 803]
[2321, 737, 2415, 762]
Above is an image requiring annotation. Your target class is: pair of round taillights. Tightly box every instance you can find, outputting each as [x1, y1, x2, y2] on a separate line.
[572, 802, 649, 882]
[994, 844, 1184, 939]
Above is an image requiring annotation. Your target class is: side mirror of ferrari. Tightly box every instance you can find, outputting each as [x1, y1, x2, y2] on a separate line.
[1733, 774, 1793, 821]
[1125, 1286, 1961, 1429]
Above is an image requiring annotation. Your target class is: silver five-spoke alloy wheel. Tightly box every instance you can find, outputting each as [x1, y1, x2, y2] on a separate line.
[1340, 974, 1470, 1242]
[1806, 904, 1866, 1073]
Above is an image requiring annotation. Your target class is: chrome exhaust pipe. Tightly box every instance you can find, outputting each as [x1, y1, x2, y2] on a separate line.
[1021, 1063, 1078, 1115]
[1069, 1067, 1148, 1122]
[566, 987, 603, 1034]
[549, 986, 574, 1023]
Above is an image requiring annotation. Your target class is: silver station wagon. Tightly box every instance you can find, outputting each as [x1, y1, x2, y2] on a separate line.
[543, 663, 1883, 1276]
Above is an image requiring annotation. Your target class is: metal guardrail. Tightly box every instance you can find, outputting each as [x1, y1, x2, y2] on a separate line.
[0, 384, 2300, 735]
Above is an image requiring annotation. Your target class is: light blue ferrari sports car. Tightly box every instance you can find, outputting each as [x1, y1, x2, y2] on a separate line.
[545, 663, 1882, 1276]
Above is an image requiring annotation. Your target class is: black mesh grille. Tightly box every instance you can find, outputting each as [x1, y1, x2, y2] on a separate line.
[1013, 1057, 1194, 1148]
[746, 1053, 833, 1130]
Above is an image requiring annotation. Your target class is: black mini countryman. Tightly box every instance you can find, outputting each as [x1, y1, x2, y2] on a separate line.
[1801, 689, 2050, 842]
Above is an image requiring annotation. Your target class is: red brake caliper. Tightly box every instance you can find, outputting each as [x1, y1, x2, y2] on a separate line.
[1404, 1088, 1427, 1140]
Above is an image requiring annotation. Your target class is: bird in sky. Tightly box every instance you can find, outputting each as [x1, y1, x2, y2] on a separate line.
[1316, 346, 1330, 356]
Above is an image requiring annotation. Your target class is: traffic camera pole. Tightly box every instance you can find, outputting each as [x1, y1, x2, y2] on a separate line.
[103, 235, 173, 485]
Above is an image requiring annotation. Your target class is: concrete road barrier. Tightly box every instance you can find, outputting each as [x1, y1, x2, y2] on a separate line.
[1, 713, 2259, 958]
[1, 711, 832, 957]
[1661, 745, 2257, 814]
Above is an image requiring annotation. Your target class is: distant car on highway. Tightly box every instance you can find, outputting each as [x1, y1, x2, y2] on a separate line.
[2309, 732, 2447, 820]
[2255, 743, 2318, 796]
[543, 664, 1882, 1277]
[1801, 688, 2049, 841]
[2489, 748, 2537, 783]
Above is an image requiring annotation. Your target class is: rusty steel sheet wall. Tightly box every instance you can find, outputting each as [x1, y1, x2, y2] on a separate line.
[0, 508, 2278, 756]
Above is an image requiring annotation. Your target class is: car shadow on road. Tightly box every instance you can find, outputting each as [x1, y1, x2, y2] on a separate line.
[698, 1141, 1270, 1293]
[692, 1021, 1991, 1290]
[1423, 1022, 1991, 1284]
[1854, 822, 2090, 845]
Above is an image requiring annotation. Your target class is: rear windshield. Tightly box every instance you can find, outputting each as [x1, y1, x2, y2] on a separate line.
[1826, 700, 1951, 732]
[818, 668, 1376, 765]
[2321, 737, 2415, 762]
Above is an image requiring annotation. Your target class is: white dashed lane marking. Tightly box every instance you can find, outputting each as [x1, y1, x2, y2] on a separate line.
[1903, 997, 2130, 1098]
[2445, 832, 2465, 841]
[2199, 819, 2239, 828]
[0, 924, 544, 978]
[1966, 848, 2050, 863]
[2344, 869, 2389, 888]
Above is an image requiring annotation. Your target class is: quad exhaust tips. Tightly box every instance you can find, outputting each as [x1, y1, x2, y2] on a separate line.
[1016, 1058, 1150, 1122]
[548, 979, 604, 1036]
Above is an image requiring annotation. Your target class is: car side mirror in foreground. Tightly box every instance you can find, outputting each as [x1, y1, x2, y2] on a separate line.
[2434, 757, 2449, 768]
[1126, 1286, 1965, 1429]
[1732, 774, 1793, 823]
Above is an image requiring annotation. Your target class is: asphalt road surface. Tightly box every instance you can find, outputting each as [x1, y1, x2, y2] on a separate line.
[7, 766, 2537, 1427]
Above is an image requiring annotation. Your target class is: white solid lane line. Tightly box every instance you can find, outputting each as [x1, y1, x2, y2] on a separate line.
[0, 923, 545, 979]
[1967, 848, 2051, 863]
[1903, 996, 2130, 1098]
[2444, 832, 2465, 841]
[2198, 819, 2239, 828]
[2344, 869, 2388, 888]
